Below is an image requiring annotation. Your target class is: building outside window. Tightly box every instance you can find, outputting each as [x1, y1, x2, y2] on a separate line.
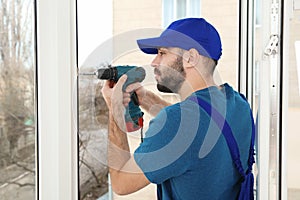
[163, 0, 201, 27]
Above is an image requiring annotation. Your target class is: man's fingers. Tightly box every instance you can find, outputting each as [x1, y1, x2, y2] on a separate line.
[125, 82, 142, 93]
[102, 80, 110, 89]
[101, 80, 115, 108]
[111, 75, 127, 107]
[114, 75, 128, 92]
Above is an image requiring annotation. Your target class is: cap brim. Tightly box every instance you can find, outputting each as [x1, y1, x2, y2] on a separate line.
[137, 37, 168, 54]
[137, 29, 221, 60]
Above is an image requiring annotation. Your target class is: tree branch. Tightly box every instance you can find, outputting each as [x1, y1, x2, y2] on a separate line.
[80, 158, 100, 185]
[14, 161, 35, 174]
[0, 181, 35, 188]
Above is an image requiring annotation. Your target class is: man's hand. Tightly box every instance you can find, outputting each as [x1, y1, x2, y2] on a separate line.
[124, 82, 171, 116]
[123, 82, 146, 107]
[101, 74, 128, 109]
[101, 79, 114, 110]
[101, 75, 128, 132]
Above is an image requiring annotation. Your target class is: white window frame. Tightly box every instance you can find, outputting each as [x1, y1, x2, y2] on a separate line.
[240, 0, 291, 199]
[281, 0, 293, 199]
[162, 0, 201, 27]
[37, 0, 78, 199]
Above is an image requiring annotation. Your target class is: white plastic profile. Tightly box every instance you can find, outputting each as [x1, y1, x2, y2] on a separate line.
[36, 0, 78, 199]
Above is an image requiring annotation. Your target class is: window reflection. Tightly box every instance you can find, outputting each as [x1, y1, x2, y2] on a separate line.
[0, 0, 36, 199]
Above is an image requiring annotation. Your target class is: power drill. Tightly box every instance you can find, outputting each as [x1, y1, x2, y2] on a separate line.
[81, 65, 146, 132]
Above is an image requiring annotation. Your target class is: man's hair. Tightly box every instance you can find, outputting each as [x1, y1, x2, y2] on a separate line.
[175, 47, 217, 76]
[200, 55, 217, 76]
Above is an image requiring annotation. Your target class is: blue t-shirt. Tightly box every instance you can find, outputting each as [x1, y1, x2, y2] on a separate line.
[134, 84, 253, 200]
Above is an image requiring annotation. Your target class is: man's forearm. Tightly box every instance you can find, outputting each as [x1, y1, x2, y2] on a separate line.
[102, 78, 151, 195]
[108, 112, 130, 172]
[139, 90, 171, 116]
[107, 112, 150, 195]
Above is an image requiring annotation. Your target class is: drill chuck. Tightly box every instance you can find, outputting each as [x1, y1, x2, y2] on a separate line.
[97, 67, 118, 81]
[97, 66, 146, 91]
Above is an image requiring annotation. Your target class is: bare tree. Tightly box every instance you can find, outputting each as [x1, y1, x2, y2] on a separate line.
[0, 1, 109, 199]
[79, 76, 109, 199]
[0, 0, 36, 191]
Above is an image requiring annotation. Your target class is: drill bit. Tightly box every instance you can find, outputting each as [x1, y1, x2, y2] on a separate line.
[78, 71, 97, 76]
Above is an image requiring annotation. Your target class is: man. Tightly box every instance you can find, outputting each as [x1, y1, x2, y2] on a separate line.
[102, 18, 253, 199]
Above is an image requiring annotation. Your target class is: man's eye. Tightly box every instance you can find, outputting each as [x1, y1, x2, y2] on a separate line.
[159, 51, 165, 56]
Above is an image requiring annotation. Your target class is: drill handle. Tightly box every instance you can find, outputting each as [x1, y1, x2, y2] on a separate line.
[131, 92, 139, 105]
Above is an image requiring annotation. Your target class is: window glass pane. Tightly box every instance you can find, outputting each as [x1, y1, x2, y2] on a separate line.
[106, 1, 239, 199]
[187, 0, 201, 17]
[255, 0, 262, 26]
[77, 1, 112, 199]
[0, 0, 36, 199]
[253, 0, 263, 129]
[163, 0, 201, 28]
[163, 0, 174, 28]
[201, 0, 238, 89]
[78, 0, 239, 199]
[176, 0, 186, 18]
[287, 9, 300, 199]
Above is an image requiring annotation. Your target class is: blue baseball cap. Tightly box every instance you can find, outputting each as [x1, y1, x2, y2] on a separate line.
[137, 18, 222, 60]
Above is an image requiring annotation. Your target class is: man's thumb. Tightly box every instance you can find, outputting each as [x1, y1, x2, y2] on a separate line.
[115, 74, 128, 91]
[118, 74, 128, 83]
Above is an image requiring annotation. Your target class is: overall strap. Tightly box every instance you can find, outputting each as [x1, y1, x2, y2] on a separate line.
[238, 94, 256, 174]
[191, 96, 255, 179]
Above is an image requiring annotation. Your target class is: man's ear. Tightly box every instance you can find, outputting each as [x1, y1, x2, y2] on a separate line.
[187, 48, 200, 66]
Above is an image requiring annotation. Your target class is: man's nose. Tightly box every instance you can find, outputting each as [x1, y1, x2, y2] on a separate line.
[151, 55, 160, 68]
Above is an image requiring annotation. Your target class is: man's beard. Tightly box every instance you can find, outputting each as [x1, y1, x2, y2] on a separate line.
[156, 56, 186, 93]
